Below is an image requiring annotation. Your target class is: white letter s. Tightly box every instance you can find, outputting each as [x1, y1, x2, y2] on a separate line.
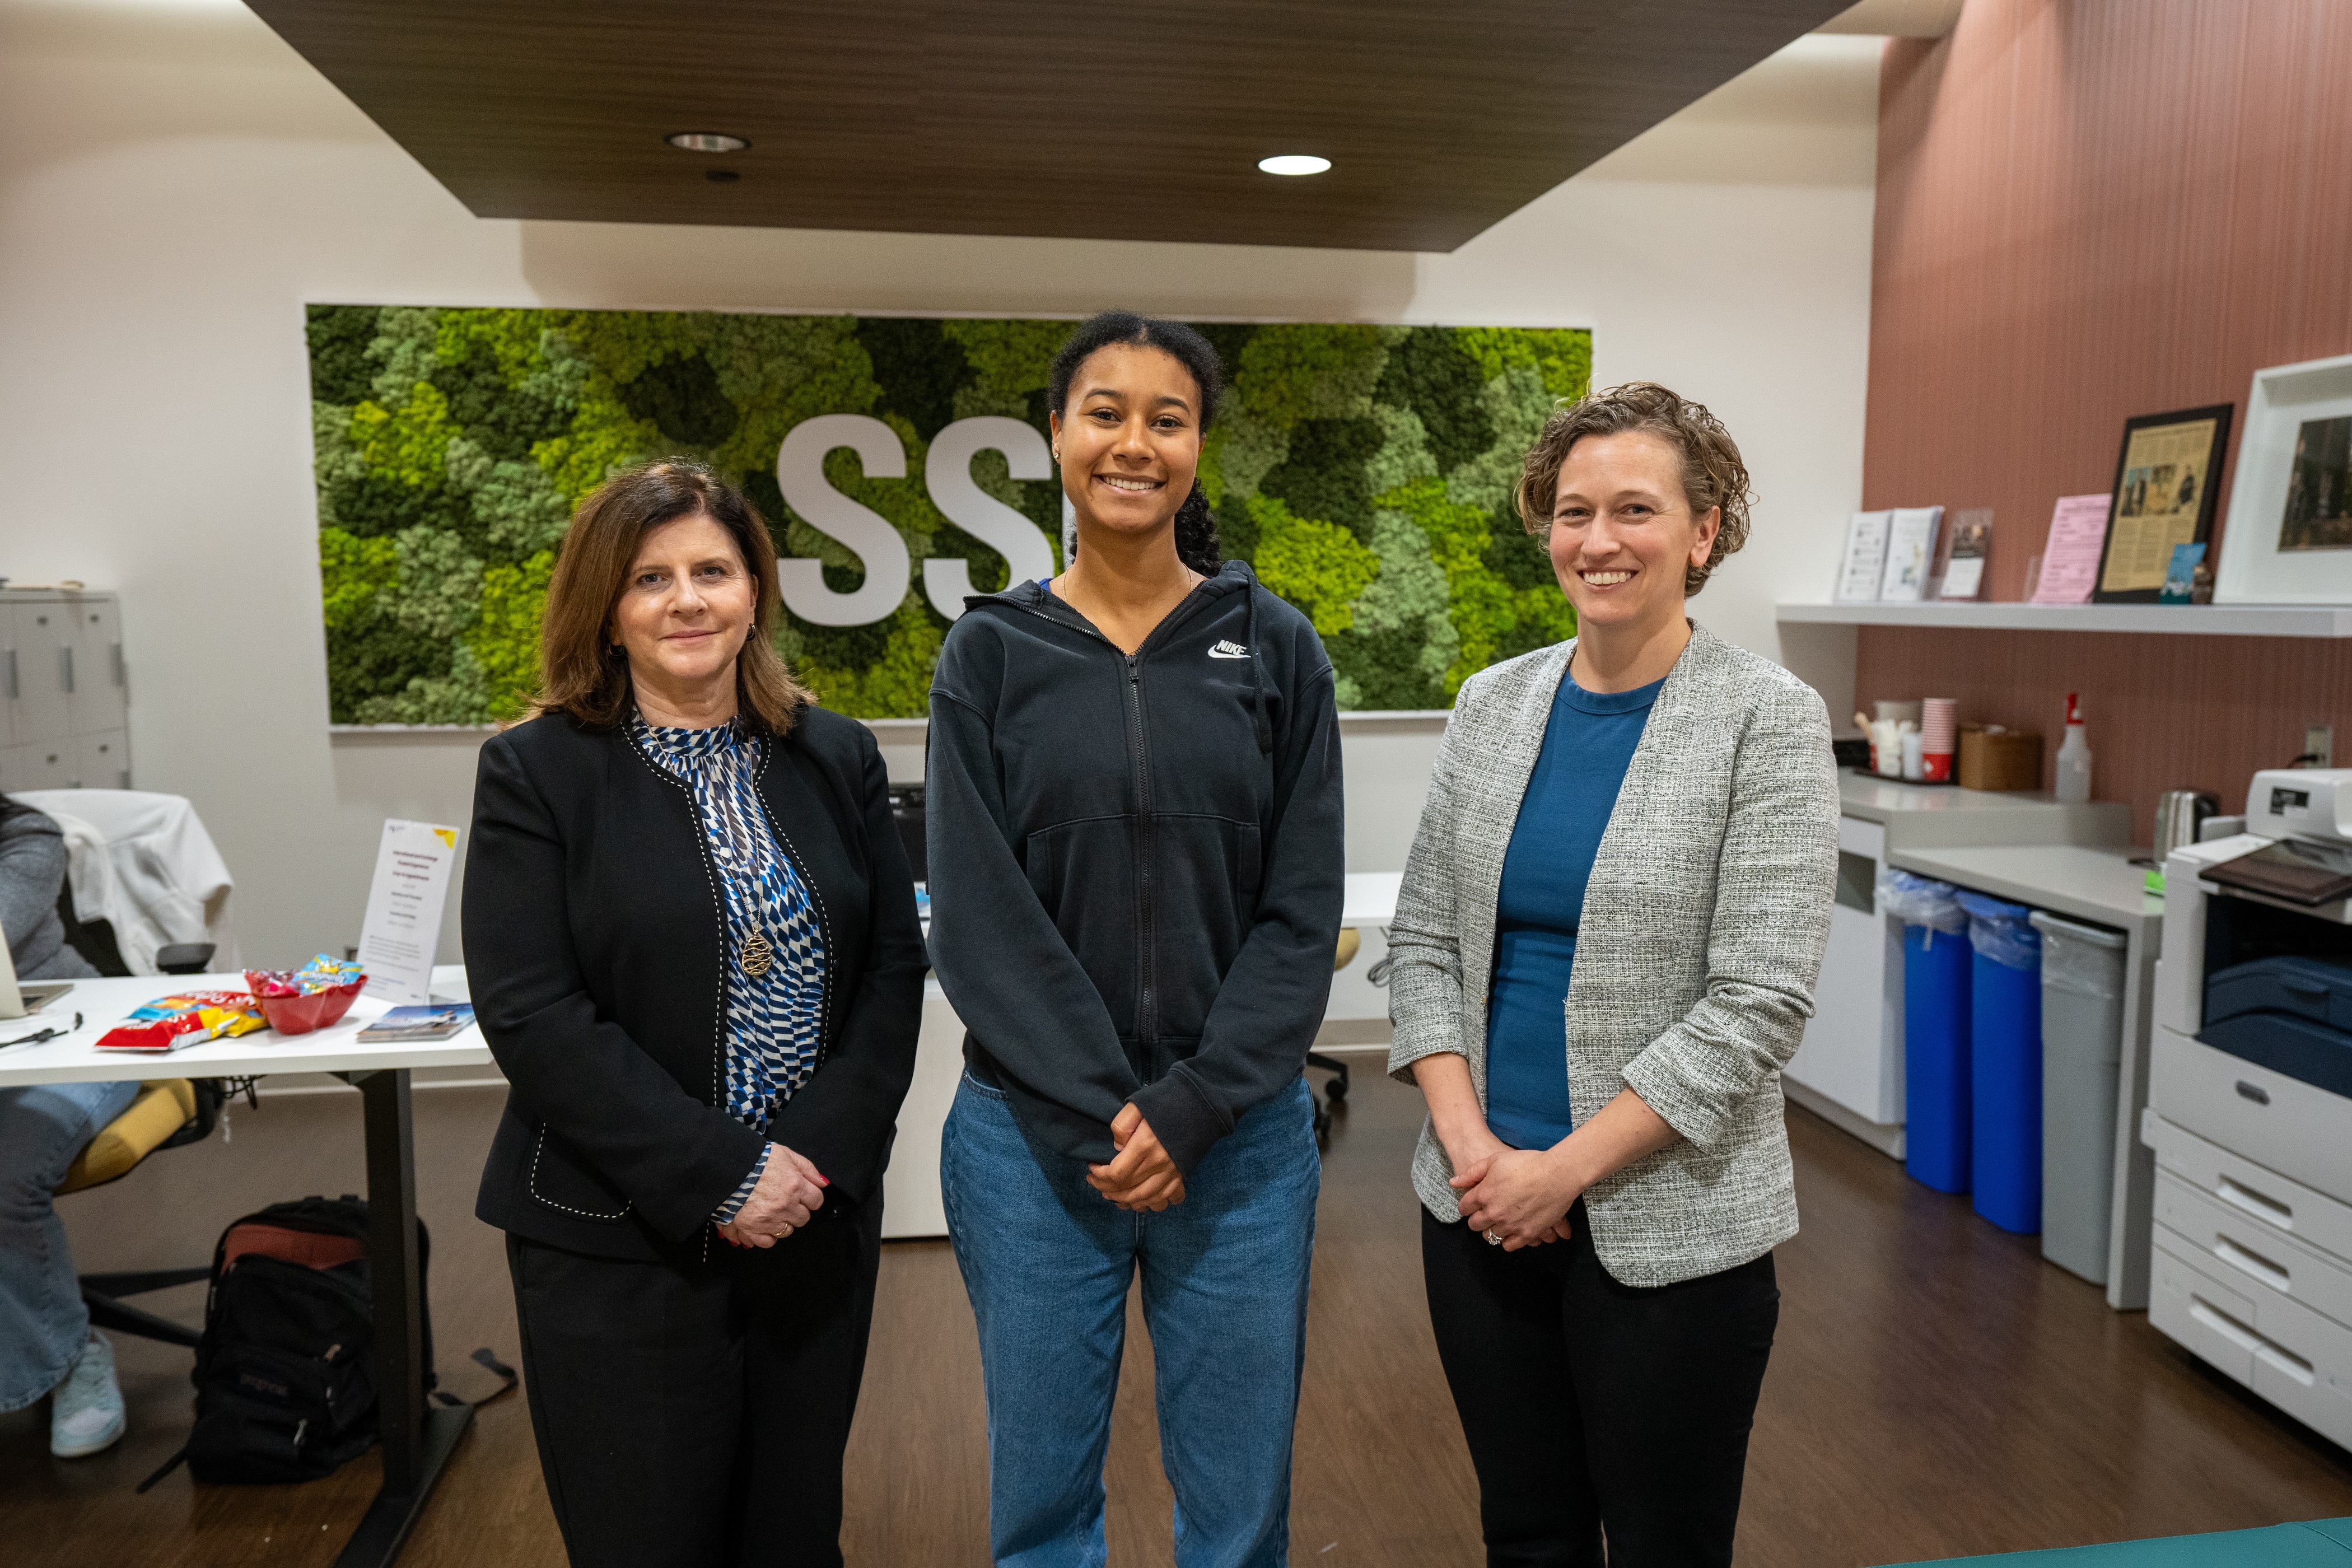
[922, 417, 1056, 620]
[776, 414, 912, 627]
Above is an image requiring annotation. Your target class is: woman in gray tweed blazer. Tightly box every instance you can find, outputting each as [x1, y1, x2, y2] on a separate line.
[1387, 383, 1839, 1567]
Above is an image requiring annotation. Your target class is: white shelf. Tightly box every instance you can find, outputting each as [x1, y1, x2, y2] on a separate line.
[1776, 601, 2352, 637]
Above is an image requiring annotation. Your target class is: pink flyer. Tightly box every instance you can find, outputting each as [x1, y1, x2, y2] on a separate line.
[2032, 493, 2113, 604]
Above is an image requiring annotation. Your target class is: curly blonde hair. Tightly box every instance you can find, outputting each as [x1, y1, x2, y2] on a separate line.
[1513, 381, 1754, 597]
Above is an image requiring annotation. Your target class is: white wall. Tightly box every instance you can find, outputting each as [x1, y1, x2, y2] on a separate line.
[0, 0, 1877, 967]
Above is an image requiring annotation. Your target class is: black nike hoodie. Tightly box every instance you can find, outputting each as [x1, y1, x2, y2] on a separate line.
[925, 561, 1345, 1174]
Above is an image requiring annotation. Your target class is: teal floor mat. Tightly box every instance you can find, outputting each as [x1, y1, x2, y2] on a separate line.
[1881, 1518, 2352, 1566]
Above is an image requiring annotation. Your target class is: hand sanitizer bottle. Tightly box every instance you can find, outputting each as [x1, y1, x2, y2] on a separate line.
[2054, 692, 2092, 803]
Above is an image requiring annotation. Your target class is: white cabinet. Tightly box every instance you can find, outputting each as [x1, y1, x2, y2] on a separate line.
[64, 596, 126, 737]
[2147, 1112, 2352, 1450]
[0, 739, 75, 791]
[7, 601, 74, 745]
[74, 730, 129, 790]
[1786, 815, 1905, 1137]
[0, 590, 129, 791]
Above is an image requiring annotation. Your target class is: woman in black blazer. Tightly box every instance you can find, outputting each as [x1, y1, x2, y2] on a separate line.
[464, 460, 925, 1568]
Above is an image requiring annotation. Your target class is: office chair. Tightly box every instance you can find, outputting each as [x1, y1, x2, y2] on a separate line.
[50, 884, 226, 1347]
[53, 1079, 227, 1348]
[1306, 929, 1365, 1142]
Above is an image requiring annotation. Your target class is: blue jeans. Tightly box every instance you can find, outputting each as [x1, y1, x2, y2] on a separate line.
[943, 1071, 1319, 1568]
[0, 1079, 139, 1411]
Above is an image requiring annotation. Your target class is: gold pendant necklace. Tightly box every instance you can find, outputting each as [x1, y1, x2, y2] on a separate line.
[741, 928, 774, 978]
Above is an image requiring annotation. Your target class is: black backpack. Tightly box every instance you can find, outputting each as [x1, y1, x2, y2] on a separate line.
[139, 1195, 512, 1491]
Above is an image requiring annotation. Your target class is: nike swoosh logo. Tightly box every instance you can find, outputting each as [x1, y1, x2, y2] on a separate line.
[1208, 648, 1249, 659]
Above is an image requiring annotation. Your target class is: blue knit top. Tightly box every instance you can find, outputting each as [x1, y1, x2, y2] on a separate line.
[1483, 672, 1664, 1150]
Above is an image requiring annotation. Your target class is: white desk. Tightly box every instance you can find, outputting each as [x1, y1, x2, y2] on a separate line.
[0, 970, 491, 1085]
[1, 969, 484, 1568]
[1342, 871, 1402, 928]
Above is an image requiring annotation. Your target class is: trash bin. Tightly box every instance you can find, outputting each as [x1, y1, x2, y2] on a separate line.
[1959, 890, 2042, 1234]
[2030, 910, 2129, 1284]
[1882, 869, 1972, 1193]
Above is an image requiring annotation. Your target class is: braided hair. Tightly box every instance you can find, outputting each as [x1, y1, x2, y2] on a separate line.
[1046, 312, 1224, 575]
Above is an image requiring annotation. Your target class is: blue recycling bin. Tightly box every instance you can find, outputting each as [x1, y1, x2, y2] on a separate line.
[1960, 890, 2043, 1234]
[1905, 922, 1973, 1192]
[1883, 870, 1972, 1194]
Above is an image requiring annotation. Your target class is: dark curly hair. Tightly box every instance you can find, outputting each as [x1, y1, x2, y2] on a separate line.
[1514, 381, 1754, 598]
[1047, 312, 1224, 575]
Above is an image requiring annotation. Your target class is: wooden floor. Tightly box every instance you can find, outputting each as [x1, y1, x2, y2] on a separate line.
[6, 1065, 2350, 1566]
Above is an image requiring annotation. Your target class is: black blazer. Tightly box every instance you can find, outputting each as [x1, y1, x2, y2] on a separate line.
[464, 704, 926, 1261]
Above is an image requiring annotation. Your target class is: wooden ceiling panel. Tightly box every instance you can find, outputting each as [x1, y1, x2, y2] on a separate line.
[243, 0, 1851, 251]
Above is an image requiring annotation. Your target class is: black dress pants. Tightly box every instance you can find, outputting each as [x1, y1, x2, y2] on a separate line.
[1422, 1201, 1779, 1568]
[506, 1196, 883, 1568]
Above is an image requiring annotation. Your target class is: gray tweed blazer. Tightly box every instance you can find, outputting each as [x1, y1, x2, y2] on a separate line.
[1385, 623, 1838, 1287]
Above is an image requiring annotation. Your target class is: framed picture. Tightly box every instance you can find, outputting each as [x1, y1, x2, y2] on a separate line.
[2091, 403, 2232, 603]
[2214, 352, 2352, 605]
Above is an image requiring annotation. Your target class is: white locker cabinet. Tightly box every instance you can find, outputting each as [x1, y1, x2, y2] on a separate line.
[1, 738, 74, 791]
[0, 590, 129, 791]
[65, 596, 126, 737]
[74, 730, 128, 790]
[7, 601, 73, 744]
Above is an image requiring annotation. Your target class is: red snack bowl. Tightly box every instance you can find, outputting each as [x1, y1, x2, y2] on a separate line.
[244, 973, 367, 1036]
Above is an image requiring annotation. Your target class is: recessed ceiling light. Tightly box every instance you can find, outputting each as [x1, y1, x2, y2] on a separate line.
[1257, 154, 1331, 176]
[667, 132, 749, 153]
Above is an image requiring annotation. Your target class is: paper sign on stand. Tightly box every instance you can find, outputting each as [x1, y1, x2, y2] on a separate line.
[1878, 506, 1944, 601]
[357, 819, 461, 1006]
[1835, 510, 1893, 601]
[2032, 493, 2113, 605]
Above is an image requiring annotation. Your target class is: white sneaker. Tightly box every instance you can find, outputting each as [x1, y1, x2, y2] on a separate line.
[50, 1330, 126, 1458]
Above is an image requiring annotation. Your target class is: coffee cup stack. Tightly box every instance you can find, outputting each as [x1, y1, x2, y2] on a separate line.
[1920, 698, 1957, 783]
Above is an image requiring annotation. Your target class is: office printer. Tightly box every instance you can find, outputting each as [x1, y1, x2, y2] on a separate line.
[2142, 769, 2352, 1450]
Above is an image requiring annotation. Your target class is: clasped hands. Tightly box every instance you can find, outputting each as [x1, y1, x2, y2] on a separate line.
[1087, 1102, 1185, 1212]
[1452, 1137, 1583, 1252]
[717, 1142, 828, 1248]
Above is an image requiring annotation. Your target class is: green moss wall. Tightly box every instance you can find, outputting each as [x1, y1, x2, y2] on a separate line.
[308, 307, 1588, 722]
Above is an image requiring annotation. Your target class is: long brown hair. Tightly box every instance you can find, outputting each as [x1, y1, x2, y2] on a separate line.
[532, 459, 811, 733]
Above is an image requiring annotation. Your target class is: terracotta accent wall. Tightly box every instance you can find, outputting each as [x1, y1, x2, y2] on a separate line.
[1856, 0, 2352, 839]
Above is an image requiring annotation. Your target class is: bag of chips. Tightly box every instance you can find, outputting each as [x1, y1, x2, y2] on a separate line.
[245, 954, 365, 998]
[95, 991, 268, 1053]
[244, 954, 368, 1036]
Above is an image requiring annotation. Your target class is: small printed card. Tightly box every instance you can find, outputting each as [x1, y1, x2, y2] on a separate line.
[2158, 541, 2206, 603]
[1878, 506, 1944, 601]
[2032, 494, 2112, 605]
[1937, 508, 1992, 600]
[1835, 510, 1893, 601]
[355, 1004, 475, 1043]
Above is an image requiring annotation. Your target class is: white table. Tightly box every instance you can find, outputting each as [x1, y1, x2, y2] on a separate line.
[0, 969, 487, 1568]
[1342, 871, 1402, 928]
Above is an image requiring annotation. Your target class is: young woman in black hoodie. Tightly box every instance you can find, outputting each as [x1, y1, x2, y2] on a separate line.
[927, 312, 1345, 1567]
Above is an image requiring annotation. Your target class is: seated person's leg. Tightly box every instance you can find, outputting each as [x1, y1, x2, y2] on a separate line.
[0, 1079, 142, 1456]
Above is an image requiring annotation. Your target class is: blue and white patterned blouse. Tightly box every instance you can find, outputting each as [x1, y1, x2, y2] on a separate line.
[631, 716, 828, 1222]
